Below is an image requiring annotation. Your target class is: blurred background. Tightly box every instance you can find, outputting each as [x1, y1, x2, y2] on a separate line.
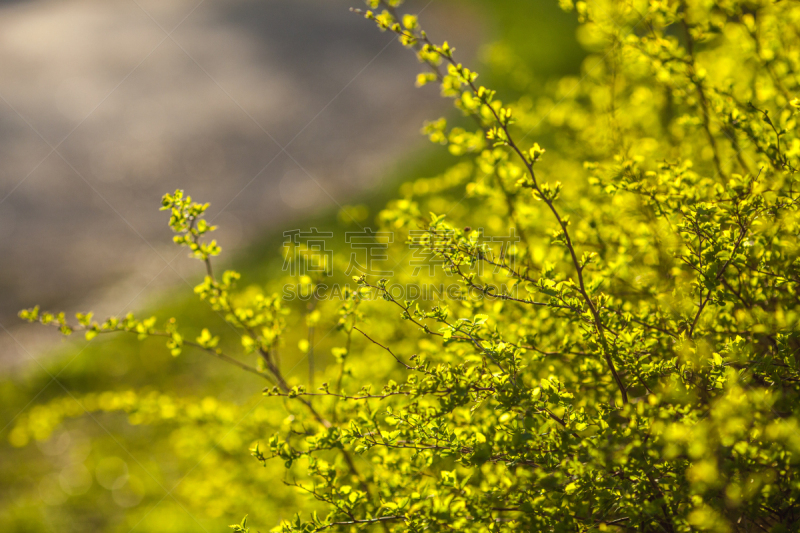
[0, 0, 481, 366]
[0, 0, 584, 531]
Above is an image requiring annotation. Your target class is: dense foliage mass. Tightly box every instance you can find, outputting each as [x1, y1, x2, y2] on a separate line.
[13, 0, 800, 531]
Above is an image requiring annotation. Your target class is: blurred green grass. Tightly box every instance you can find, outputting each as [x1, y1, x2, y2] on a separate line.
[0, 2, 584, 531]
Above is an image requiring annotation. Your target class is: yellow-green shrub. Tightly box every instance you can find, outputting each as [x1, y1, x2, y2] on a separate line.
[17, 1, 800, 531]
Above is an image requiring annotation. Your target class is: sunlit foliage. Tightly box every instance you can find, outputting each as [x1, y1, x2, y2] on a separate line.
[15, 0, 800, 531]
